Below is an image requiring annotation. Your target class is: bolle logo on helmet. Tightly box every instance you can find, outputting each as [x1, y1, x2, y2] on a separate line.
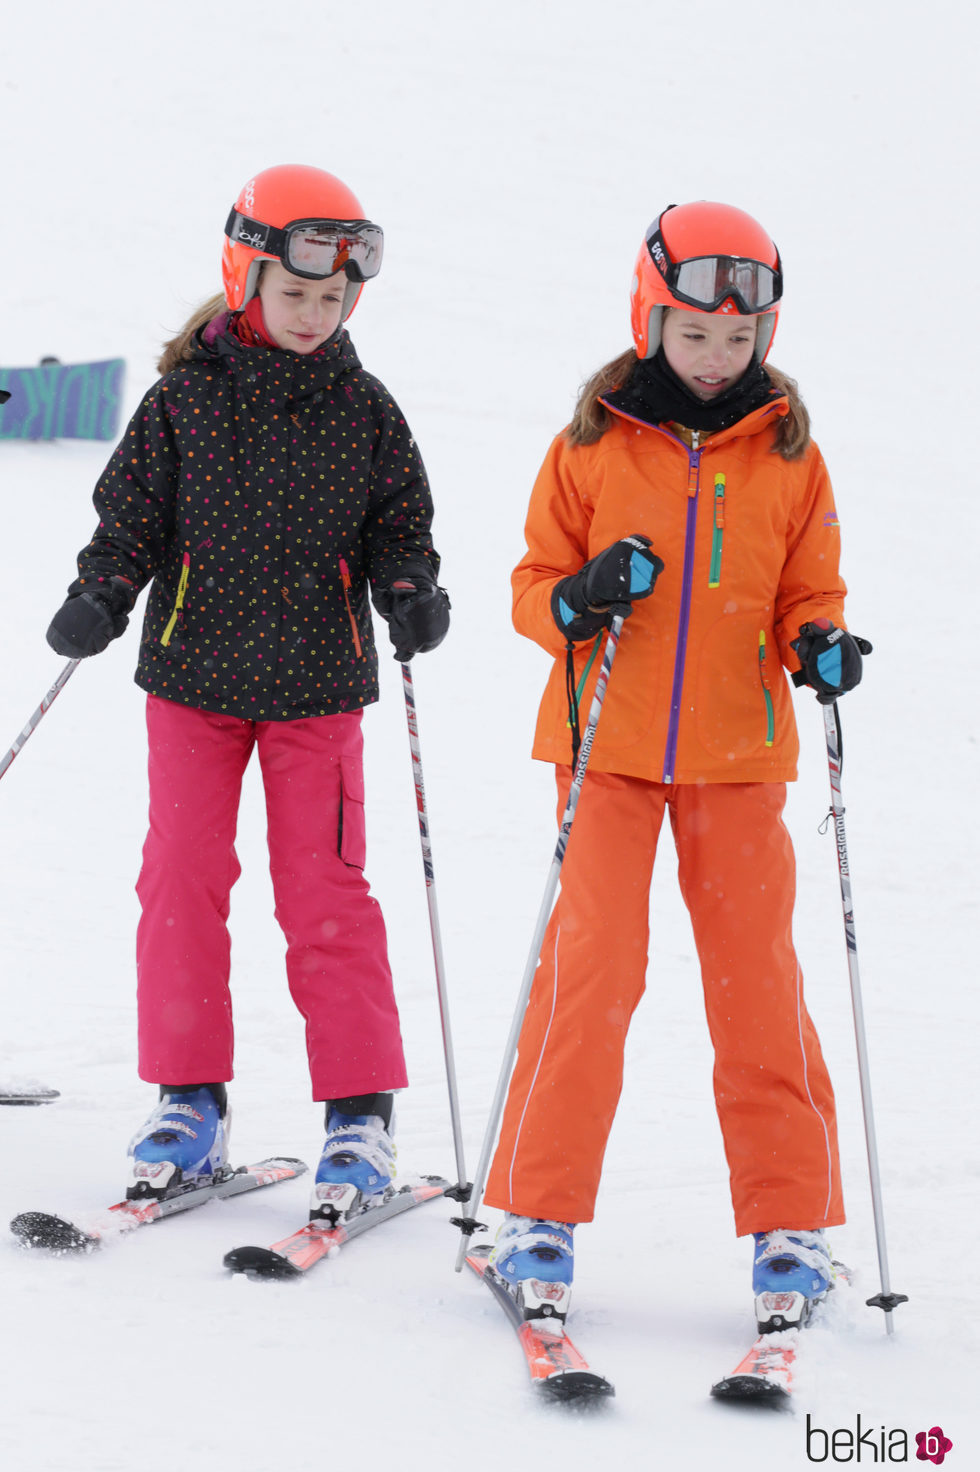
[236, 224, 270, 251]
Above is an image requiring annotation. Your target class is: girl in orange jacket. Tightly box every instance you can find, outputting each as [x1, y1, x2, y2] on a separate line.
[484, 202, 871, 1333]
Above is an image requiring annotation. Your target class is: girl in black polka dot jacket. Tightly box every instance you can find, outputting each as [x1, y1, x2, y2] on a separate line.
[46, 165, 450, 1217]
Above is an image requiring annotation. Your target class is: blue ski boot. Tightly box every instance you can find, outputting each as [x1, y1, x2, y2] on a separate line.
[488, 1215, 575, 1326]
[310, 1093, 396, 1224]
[127, 1085, 230, 1200]
[752, 1228, 834, 1332]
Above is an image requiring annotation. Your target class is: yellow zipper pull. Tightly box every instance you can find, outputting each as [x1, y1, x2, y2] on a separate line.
[161, 554, 190, 647]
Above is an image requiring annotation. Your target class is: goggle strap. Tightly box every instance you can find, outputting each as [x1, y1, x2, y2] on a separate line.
[225, 209, 286, 259]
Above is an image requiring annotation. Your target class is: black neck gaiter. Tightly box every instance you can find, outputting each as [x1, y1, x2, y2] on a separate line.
[604, 346, 778, 433]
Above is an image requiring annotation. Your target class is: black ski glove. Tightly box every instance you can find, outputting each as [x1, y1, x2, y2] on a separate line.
[791, 618, 873, 704]
[46, 576, 135, 659]
[552, 533, 664, 641]
[374, 575, 450, 663]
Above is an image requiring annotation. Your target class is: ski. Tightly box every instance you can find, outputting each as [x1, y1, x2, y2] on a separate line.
[10, 1157, 306, 1252]
[465, 1244, 614, 1403]
[0, 1085, 60, 1106]
[710, 1329, 799, 1403]
[711, 1263, 852, 1404]
[223, 1175, 448, 1278]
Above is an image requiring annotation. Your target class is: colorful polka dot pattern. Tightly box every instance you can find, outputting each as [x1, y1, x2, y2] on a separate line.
[71, 324, 439, 720]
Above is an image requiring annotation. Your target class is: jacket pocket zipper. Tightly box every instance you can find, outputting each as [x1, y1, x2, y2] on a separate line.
[758, 631, 775, 747]
[161, 554, 190, 647]
[339, 557, 364, 659]
[708, 473, 726, 587]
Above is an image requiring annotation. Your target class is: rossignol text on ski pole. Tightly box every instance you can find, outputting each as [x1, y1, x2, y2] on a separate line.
[400, 660, 470, 1204]
[0, 660, 80, 786]
[822, 700, 907, 1333]
[453, 610, 628, 1271]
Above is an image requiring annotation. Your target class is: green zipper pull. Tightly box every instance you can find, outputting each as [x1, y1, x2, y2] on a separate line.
[758, 631, 775, 747]
[708, 473, 726, 588]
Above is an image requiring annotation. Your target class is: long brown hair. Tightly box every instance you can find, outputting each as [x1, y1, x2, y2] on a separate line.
[567, 347, 811, 460]
[157, 292, 227, 376]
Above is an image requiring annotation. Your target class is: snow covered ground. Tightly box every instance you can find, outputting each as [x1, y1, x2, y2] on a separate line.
[1, 2, 977, 1467]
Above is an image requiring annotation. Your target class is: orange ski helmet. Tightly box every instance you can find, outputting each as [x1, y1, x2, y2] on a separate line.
[222, 164, 383, 318]
[629, 201, 782, 362]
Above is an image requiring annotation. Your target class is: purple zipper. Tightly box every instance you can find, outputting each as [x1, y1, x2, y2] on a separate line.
[662, 445, 701, 783]
[594, 398, 705, 784]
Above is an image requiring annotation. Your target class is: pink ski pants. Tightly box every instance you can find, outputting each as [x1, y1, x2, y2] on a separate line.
[135, 695, 408, 1099]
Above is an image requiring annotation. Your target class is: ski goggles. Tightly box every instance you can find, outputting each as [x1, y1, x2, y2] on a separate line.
[224, 209, 384, 282]
[646, 220, 782, 314]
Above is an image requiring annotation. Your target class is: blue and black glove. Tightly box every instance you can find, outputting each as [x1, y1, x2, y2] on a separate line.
[551, 533, 664, 641]
[374, 574, 450, 663]
[46, 576, 135, 659]
[791, 618, 872, 704]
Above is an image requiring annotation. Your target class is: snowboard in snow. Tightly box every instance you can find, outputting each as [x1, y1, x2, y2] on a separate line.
[0, 357, 125, 441]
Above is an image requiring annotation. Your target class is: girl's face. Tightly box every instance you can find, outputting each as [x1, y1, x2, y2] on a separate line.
[661, 309, 758, 400]
[257, 260, 347, 353]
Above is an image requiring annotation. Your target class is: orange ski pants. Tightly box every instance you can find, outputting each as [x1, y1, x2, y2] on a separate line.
[485, 770, 844, 1236]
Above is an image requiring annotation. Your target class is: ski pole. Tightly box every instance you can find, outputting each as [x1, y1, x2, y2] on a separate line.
[821, 700, 907, 1333]
[0, 659, 80, 786]
[400, 660, 470, 1204]
[453, 610, 627, 1271]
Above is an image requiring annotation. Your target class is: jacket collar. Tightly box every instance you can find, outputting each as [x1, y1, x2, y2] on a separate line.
[599, 392, 788, 448]
[194, 312, 362, 398]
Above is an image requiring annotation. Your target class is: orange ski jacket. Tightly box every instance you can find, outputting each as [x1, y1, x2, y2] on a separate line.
[514, 395, 847, 784]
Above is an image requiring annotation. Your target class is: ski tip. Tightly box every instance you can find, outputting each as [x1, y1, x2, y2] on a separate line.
[0, 1088, 60, 1106]
[540, 1369, 615, 1404]
[710, 1374, 790, 1406]
[223, 1244, 302, 1280]
[10, 1211, 95, 1253]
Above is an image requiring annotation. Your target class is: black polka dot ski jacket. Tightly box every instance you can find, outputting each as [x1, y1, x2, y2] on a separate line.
[68, 318, 440, 721]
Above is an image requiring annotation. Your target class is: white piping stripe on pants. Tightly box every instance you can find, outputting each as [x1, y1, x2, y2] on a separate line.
[794, 958, 835, 1222]
[506, 924, 561, 1205]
